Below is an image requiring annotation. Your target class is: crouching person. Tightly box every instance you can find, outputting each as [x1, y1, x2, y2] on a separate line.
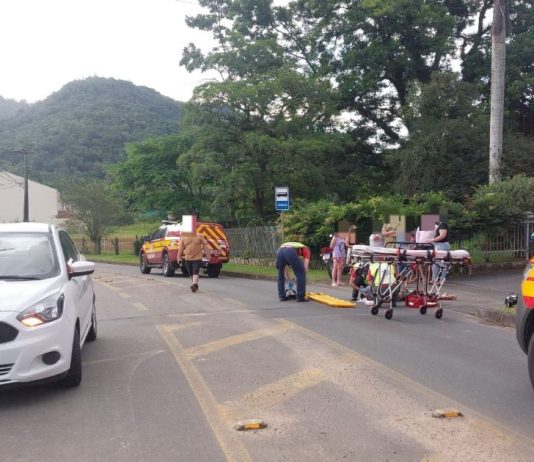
[349, 263, 369, 302]
[276, 242, 311, 302]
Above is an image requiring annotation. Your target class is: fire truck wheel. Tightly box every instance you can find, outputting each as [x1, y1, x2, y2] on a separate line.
[140, 254, 151, 274]
[162, 253, 175, 277]
[207, 263, 222, 278]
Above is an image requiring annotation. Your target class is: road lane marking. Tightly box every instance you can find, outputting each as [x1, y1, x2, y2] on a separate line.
[185, 323, 296, 359]
[168, 309, 253, 318]
[218, 368, 326, 421]
[133, 302, 149, 311]
[118, 292, 131, 299]
[222, 297, 246, 306]
[156, 324, 252, 462]
[277, 318, 534, 447]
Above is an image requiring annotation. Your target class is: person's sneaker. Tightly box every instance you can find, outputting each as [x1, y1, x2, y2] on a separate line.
[296, 298, 309, 303]
[191, 283, 198, 292]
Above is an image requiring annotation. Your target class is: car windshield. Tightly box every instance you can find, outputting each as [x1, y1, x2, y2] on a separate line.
[0, 232, 60, 280]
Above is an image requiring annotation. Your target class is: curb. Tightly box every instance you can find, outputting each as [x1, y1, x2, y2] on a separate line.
[220, 271, 275, 281]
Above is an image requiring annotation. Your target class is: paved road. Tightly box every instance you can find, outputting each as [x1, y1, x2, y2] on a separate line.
[1, 264, 532, 462]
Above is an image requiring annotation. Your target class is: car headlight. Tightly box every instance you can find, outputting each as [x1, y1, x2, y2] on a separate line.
[17, 294, 65, 328]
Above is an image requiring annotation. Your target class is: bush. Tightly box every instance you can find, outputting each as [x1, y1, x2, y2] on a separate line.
[281, 178, 534, 252]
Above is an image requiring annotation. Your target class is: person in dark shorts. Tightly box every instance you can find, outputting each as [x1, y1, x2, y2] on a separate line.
[177, 230, 210, 292]
[275, 242, 311, 302]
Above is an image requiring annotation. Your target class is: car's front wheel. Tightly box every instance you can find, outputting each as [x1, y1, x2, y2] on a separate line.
[528, 334, 534, 389]
[60, 326, 82, 387]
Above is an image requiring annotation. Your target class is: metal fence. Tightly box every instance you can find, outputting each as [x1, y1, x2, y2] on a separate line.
[454, 217, 534, 262]
[225, 217, 534, 265]
[225, 226, 282, 261]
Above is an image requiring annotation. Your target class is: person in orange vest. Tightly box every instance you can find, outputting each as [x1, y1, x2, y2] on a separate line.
[275, 242, 311, 302]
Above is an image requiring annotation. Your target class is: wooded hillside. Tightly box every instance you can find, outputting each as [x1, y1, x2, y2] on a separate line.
[0, 77, 182, 184]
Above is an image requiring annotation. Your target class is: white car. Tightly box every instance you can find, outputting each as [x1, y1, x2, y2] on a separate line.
[0, 223, 96, 388]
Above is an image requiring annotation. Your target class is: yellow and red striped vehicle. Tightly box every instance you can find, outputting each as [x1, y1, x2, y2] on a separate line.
[139, 221, 230, 278]
[516, 256, 534, 388]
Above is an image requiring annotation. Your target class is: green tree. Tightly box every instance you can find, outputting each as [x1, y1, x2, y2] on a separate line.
[388, 73, 489, 198]
[61, 180, 126, 254]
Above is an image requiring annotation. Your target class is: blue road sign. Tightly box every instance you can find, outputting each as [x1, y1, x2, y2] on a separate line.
[275, 186, 289, 211]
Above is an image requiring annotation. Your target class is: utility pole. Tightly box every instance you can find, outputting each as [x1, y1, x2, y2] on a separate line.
[22, 149, 29, 222]
[489, 0, 511, 184]
[0, 147, 30, 222]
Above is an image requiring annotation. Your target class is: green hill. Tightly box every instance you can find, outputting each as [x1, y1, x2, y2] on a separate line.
[0, 77, 182, 183]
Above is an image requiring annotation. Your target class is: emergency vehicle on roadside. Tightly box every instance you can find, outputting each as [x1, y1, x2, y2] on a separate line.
[515, 256, 534, 388]
[139, 221, 230, 278]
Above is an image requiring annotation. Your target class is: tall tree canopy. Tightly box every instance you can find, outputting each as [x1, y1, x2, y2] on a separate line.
[111, 0, 533, 225]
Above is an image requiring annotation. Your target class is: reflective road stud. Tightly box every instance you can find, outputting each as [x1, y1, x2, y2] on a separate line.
[432, 408, 463, 418]
[234, 419, 268, 431]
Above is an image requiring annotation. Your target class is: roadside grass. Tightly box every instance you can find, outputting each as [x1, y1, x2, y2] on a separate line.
[498, 306, 516, 316]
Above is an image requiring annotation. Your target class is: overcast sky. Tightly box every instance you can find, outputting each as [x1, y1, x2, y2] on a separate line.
[0, 0, 218, 103]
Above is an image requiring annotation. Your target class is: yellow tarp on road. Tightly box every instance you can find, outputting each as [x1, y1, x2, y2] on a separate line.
[306, 292, 356, 308]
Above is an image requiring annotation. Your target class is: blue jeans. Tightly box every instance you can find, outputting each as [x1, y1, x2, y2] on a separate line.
[276, 247, 306, 300]
[433, 242, 450, 281]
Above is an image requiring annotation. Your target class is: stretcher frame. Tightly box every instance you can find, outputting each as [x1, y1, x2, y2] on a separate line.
[348, 242, 471, 320]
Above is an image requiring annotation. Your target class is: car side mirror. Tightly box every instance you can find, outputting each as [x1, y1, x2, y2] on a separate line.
[68, 261, 95, 279]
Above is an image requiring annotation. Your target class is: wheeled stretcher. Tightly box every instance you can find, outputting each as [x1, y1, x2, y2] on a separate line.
[348, 243, 471, 320]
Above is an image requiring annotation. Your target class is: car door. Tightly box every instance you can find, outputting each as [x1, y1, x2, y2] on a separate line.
[58, 230, 93, 338]
[151, 227, 166, 265]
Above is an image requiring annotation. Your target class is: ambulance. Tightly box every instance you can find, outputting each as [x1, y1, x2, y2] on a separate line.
[139, 220, 230, 278]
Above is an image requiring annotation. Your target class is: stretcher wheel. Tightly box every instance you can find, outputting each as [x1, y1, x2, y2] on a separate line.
[384, 309, 393, 320]
[419, 306, 427, 315]
[435, 308, 443, 319]
[371, 306, 379, 316]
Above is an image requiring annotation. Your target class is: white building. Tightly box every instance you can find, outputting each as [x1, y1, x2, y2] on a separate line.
[0, 171, 60, 224]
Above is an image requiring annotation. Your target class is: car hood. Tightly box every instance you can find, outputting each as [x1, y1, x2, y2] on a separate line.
[0, 278, 62, 313]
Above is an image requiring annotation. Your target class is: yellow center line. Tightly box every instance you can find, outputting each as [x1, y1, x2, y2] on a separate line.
[156, 324, 252, 462]
[222, 297, 246, 306]
[185, 323, 296, 359]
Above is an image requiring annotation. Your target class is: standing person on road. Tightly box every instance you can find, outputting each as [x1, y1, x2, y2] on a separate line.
[429, 221, 450, 282]
[276, 242, 311, 302]
[177, 229, 210, 293]
[330, 232, 347, 287]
